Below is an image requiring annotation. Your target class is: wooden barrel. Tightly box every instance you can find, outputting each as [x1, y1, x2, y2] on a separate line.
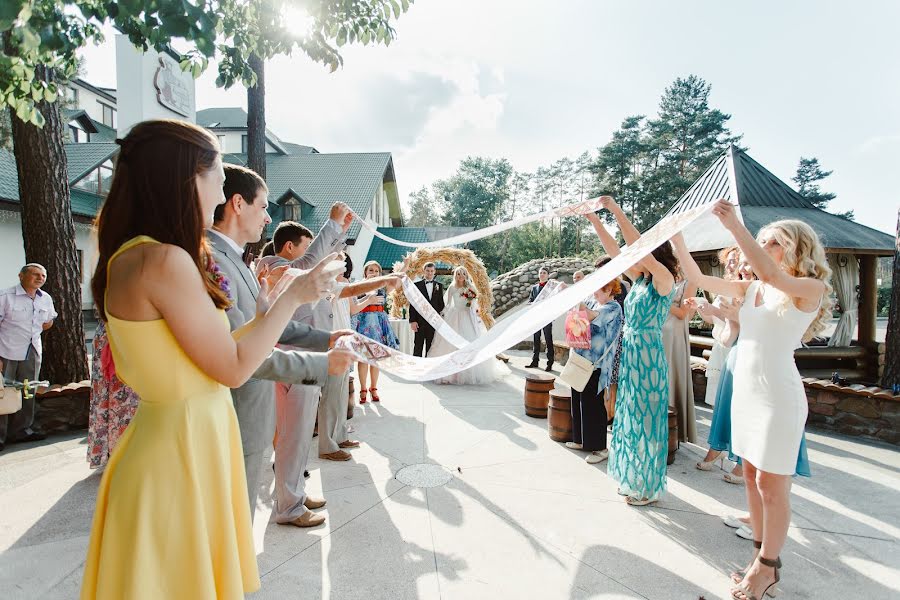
[667, 409, 678, 465]
[548, 389, 573, 442]
[524, 374, 555, 418]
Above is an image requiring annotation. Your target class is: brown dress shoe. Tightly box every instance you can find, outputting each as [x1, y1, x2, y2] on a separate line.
[320, 450, 351, 461]
[303, 496, 327, 510]
[285, 511, 326, 527]
[338, 440, 360, 449]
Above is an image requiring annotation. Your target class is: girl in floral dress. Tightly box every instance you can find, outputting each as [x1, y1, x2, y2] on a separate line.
[352, 261, 399, 403]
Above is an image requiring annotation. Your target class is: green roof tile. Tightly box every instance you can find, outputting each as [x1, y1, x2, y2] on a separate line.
[223, 152, 396, 240]
[668, 146, 894, 253]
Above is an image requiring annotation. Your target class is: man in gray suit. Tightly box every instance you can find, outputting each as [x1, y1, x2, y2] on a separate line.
[208, 163, 354, 522]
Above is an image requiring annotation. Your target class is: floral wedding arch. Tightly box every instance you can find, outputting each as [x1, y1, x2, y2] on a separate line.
[389, 248, 495, 328]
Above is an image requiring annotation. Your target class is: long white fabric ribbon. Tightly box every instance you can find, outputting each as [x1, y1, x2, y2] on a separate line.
[399, 276, 469, 348]
[356, 197, 609, 248]
[338, 203, 711, 381]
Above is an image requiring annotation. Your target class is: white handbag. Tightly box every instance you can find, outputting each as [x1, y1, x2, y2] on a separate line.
[558, 342, 615, 393]
[558, 350, 594, 392]
[0, 384, 22, 416]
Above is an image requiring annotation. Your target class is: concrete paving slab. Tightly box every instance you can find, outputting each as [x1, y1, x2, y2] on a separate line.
[1, 349, 897, 599]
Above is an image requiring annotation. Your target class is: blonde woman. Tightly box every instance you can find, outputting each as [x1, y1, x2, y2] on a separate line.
[429, 266, 508, 385]
[672, 200, 832, 600]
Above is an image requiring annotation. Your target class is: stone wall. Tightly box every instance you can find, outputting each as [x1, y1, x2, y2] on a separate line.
[691, 364, 899, 446]
[804, 379, 899, 445]
[491, 257, 595, 317]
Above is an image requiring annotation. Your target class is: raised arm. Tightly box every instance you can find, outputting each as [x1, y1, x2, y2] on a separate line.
[671, 233, 748, 299]
[603, 196, 641, 246]
[585, 211, 642, 282]
[288, 203, 352, 269]
[712, 200, 826, 304]
[596, 196, 674, 294]
[145, 246, 338, 389]
[340, 273, 401, 299]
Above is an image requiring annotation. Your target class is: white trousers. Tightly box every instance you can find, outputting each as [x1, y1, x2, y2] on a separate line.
[318, 373, 350, 454]
[273, 383, 320, 523]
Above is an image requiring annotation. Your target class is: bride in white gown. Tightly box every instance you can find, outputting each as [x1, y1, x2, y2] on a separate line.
[429, 266, 509, 385]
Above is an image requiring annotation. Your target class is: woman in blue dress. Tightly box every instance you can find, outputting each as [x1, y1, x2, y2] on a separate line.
[586, 197, 677, 506]
[352, 260, 399, 403]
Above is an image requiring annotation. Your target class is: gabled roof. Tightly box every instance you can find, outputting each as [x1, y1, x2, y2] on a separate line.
[197, 107, 290, 155]
[65, 143, 119, 183]
[0, 146, 108, 218]
[61, 109, 117, 142]
[282, 142, 319, 155]
[196, 107, 250, 129]
[63, 109, 99, 134]
[0, 143, 116, 217]
[365, 227, 474, 270]
[72, 78, 117, 104]
[223, 151, 401, 239]
[668, 145, 894, 254]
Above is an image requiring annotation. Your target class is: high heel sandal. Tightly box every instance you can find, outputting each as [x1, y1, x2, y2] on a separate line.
[723, 470, 746, 485]
[731, 541, 761, 584]
[369, 387, 381, 402]
[696, 453, 725, 471]
[732, 554, 780, 599]
[359, 389, 368, 404]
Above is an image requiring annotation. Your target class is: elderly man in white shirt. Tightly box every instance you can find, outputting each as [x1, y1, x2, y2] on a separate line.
[0, 263, 57, 450]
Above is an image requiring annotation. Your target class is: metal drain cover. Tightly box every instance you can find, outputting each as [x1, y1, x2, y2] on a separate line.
[395, 463, 454, 488]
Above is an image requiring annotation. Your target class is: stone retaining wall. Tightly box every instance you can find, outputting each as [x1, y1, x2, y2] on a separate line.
[691, 364, 899, 446]
[491, 257, 595, 317]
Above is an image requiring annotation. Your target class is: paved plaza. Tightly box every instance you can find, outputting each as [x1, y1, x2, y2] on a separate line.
[1, 351, 898, 599]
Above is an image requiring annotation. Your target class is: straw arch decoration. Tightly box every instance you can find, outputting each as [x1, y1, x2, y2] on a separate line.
[389, 248, 495, 328]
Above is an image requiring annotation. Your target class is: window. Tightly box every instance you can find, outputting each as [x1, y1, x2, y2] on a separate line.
[74, 169, 99, 194]
[100, 103, 116, 128]
[98, 160, 114, 195]
[63, 86, 79, 105]
[69, 126, 80, 143]
[241, 134, 248, 153]
[73, 159, 115, 196]
[217, 135, 226, 151]
[283, 197, 301, 222]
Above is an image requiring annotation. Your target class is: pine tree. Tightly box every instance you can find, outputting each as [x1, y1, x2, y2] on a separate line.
[406, 186, 442, 227]
[792, 157, 853, 220]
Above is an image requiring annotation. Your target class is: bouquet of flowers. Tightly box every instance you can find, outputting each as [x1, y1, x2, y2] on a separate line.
[461, 287, 477, 307]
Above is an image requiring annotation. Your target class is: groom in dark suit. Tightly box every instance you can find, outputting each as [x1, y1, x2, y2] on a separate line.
[409, 262, 445, 357]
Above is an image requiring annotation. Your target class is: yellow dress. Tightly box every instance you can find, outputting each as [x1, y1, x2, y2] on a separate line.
[81, 236, 260, 599]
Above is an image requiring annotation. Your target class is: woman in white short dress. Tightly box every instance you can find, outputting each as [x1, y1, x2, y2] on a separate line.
[672, 201, 831, 600]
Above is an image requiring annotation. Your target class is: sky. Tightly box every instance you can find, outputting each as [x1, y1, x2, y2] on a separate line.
[77, 0, 899, 235]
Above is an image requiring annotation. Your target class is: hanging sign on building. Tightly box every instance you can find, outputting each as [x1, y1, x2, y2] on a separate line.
[153, 54, 192, 117]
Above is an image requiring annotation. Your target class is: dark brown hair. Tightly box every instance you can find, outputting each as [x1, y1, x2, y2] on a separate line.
[649, 242, 679, 280]
[273, 220, 313, 252]
[215, 163, 267, 223]
[91, 119, 230, 319]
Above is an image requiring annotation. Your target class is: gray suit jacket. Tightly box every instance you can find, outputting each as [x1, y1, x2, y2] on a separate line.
[207, 229, 330, 386]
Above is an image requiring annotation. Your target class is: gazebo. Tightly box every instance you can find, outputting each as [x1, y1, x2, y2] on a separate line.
[668, 145, 894, 382]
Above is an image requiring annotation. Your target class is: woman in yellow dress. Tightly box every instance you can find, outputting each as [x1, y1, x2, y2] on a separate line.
[81, 120, 342, 599]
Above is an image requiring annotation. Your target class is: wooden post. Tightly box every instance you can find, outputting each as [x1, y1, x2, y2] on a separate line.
[859, 255, 878, 345]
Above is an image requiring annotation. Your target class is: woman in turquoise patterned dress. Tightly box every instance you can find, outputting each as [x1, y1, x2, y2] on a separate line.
[586, 197, 677, 506]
